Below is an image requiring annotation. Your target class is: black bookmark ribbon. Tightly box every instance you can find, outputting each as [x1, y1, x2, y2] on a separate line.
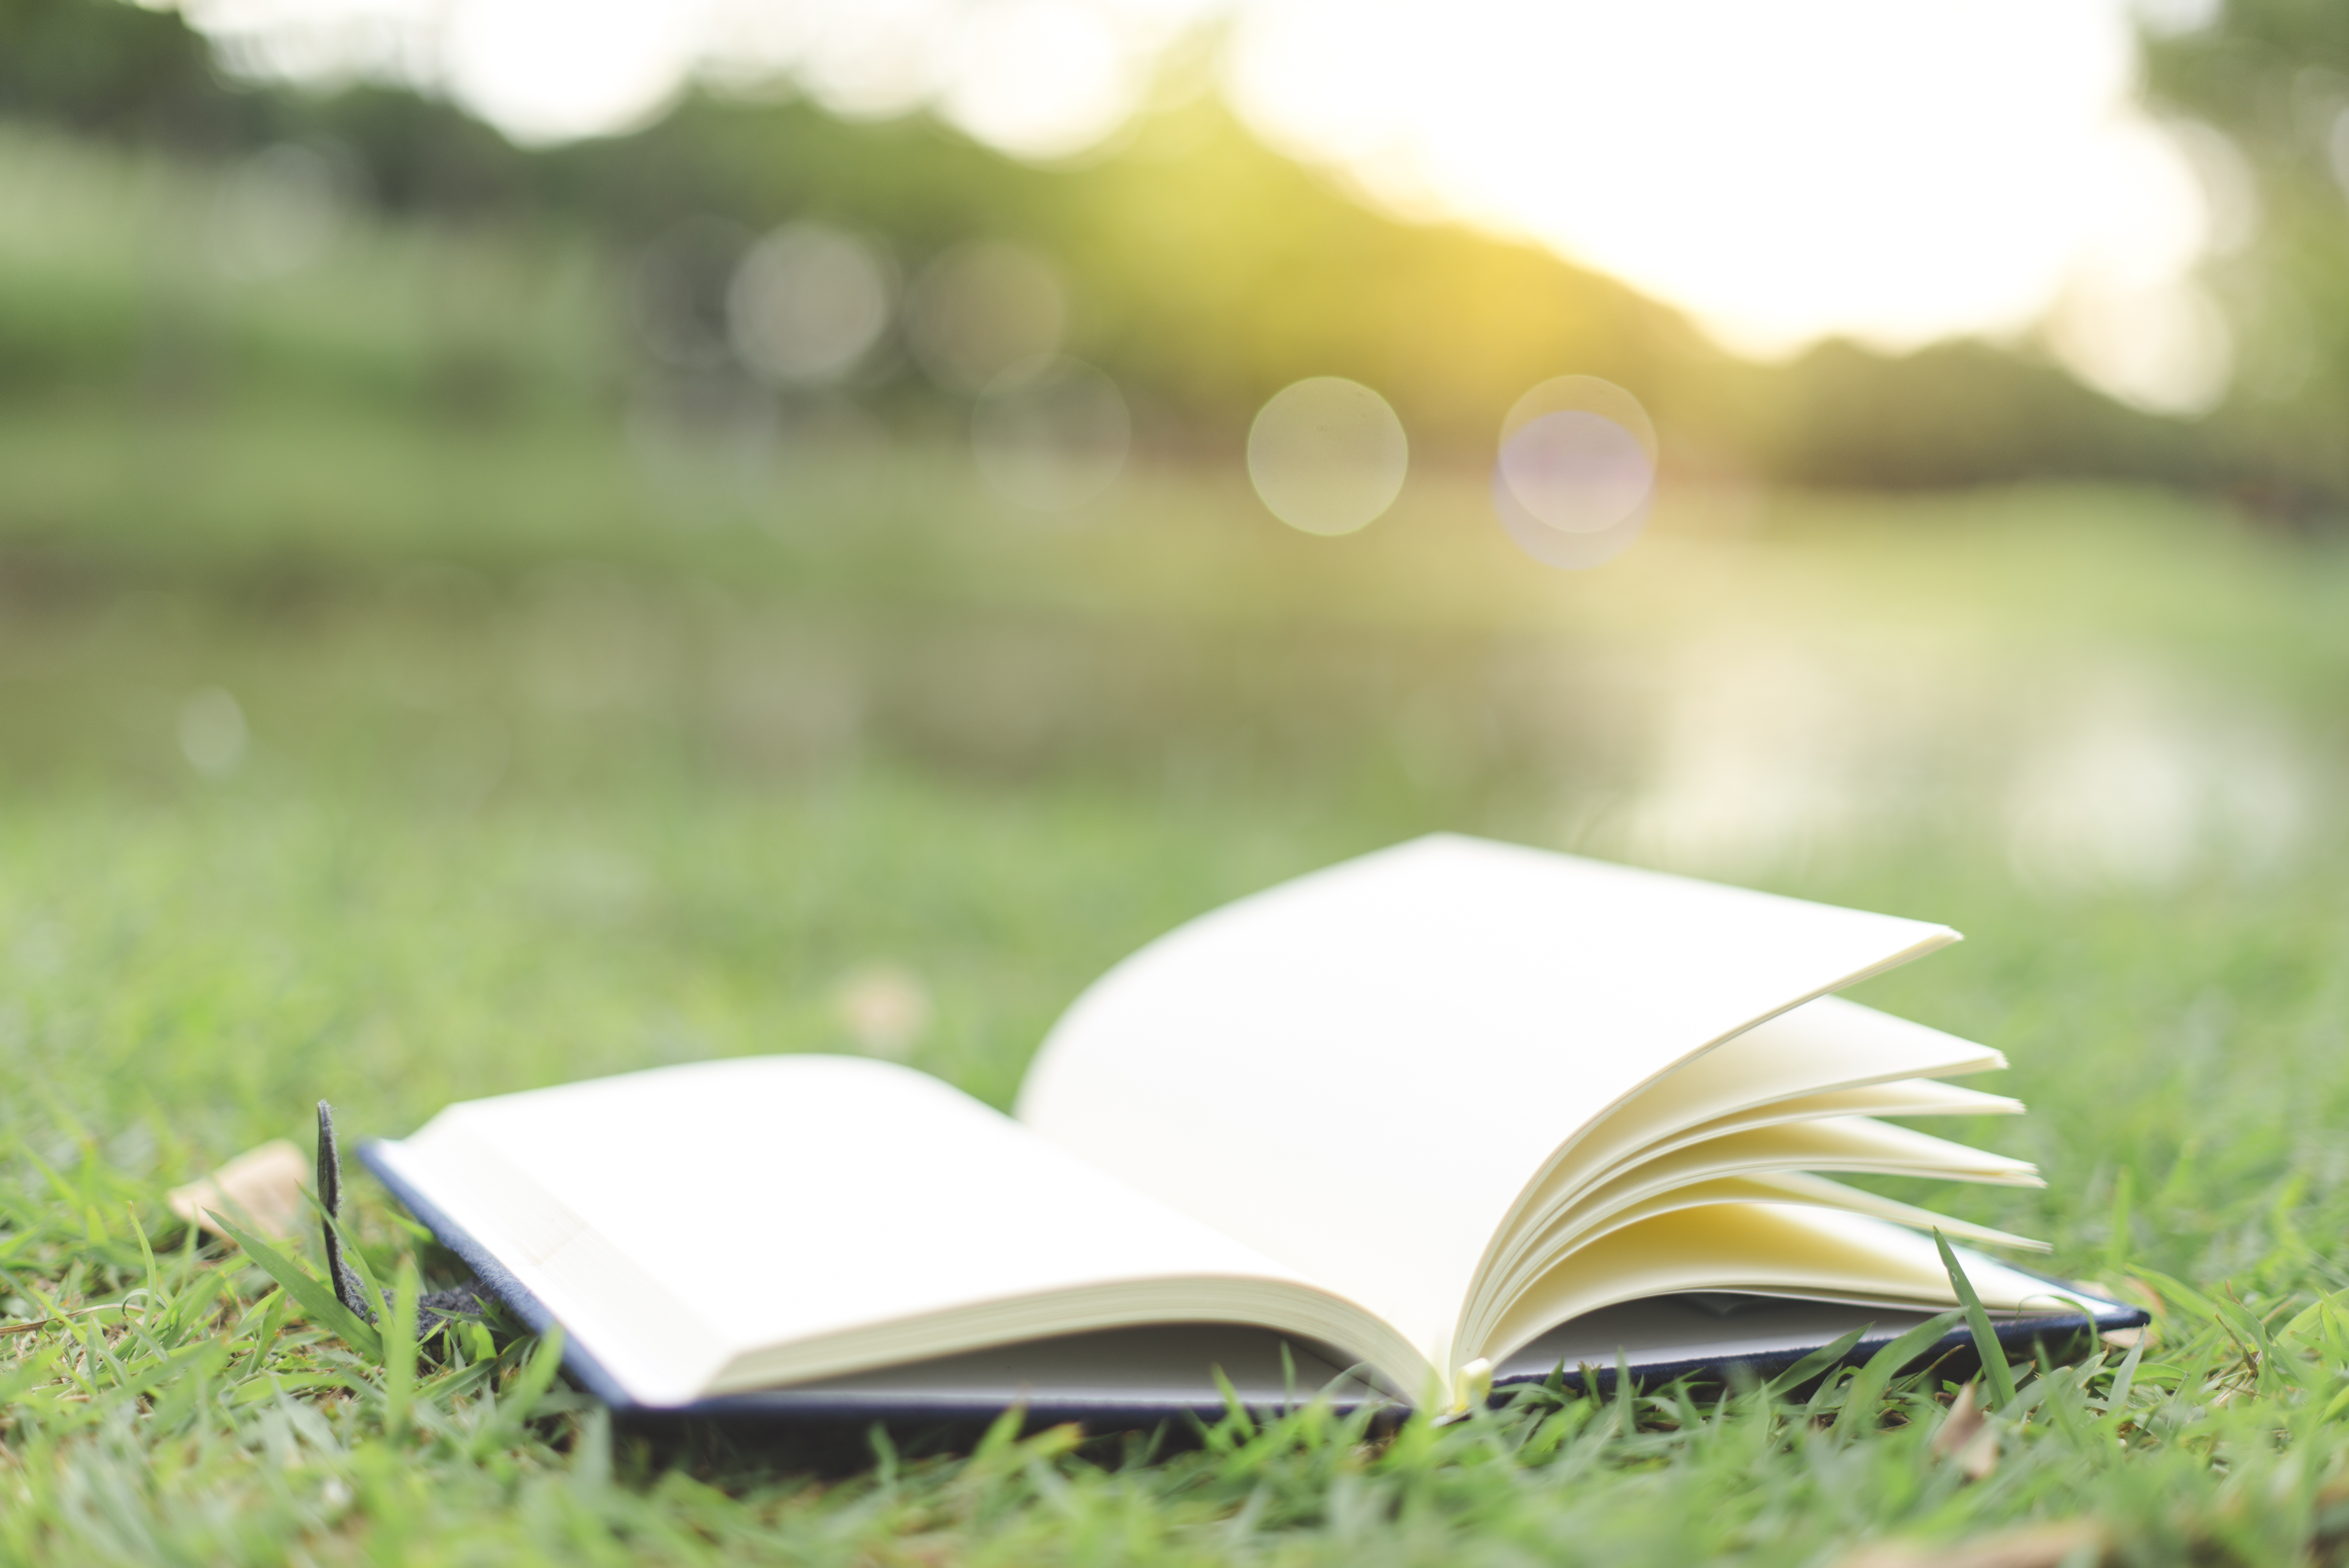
[315, 1100, 485, 1331]
[315, 1099, 378, 1323]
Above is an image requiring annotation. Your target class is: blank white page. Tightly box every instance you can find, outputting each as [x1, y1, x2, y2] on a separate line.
[1016, 835, 1955, 1366]
[375, 1057, 1351, 1405]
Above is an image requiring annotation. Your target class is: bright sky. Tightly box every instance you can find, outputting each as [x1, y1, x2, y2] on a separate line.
[182, 0, 2234, 412]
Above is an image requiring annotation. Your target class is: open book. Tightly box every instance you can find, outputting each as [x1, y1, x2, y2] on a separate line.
[365, 835, 2136, 1418]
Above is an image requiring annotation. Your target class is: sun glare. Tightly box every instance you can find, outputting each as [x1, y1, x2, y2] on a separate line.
[186, 0, 2227, 402]
[1228, 0, 2219, 391]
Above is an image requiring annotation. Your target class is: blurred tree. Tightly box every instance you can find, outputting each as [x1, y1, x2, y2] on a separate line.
[0, 0, 2242, 493]
[1756, 340, 2222, 491]
[543, 93, 1700, 453]
[0, 0, 225, 142]
[554, 91, 2211, 481]
[0, 0, 528, 201]
[2147, 5, 2349, 511]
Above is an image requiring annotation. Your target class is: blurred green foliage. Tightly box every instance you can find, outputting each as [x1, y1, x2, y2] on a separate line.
[2149, 3, 2349, 510]
[0, 0, 217, 140]
[0, 0, 2247, 498]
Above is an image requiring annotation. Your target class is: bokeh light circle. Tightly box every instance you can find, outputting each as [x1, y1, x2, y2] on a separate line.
[1489, 467, 1648, 569]
[1499, 412, 1651, 534]
[936, 0, 1143, 164]
[1246, 377, 1409, 536]
[727, 223, 893, 387]
[907, 241, 1068, 392]
[1492, 375, 1657, 569]
[443, 0, 693, 144]
[178, 687, 249, 777]
[972, 355, 1130, 511]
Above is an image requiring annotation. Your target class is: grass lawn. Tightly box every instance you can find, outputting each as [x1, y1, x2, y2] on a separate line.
[4, 396, 2349, 1564]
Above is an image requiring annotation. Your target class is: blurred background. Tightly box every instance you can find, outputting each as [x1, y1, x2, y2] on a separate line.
[5, 0, 2349, 1264]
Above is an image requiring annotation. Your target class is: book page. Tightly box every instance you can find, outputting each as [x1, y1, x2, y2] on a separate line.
[1478, 1204, 2076, 1370]
[374, 1056, 1430, 1404]
[1518, 995, 2009, 1220]
[1472, 996, 2014, 1297]
[1460, 1117, 2041, 1349]
[1015, 834, 1957, 1368]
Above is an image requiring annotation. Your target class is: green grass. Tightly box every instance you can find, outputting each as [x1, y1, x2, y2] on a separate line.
[2, 458, 2347, 1562]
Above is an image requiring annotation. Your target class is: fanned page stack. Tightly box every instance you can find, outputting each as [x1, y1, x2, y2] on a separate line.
[365, 835, 2139, 1420]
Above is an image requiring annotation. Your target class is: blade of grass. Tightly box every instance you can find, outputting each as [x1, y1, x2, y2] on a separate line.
[125, 1202, 162, 1327]
[233, 1287, 291, 1381]
[469, 1326, 565, 1457]
[1936, 1229, 2017, 1411]
[2129, 1266, 2222, 1324]
[308, 1194, 388, 1325]
[385, 1253, 418, 1438]
[2104, 1166, 2133, 1279]
[1832, 1309, 1966, 1439]
[1761, 1323, 1874, 1402]
[210, 1210, 383, 1361]
[2103, 1336, 2145, 1427]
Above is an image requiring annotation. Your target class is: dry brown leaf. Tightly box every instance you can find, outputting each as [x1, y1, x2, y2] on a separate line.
[167, 1139, 308, 1241]
[1953, 1424, 1999, 1480]
[1929, 1383, 1998, 1479]
[1838, 1519, 2105, 1568]
[1929, 1383, 1983, 1454]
